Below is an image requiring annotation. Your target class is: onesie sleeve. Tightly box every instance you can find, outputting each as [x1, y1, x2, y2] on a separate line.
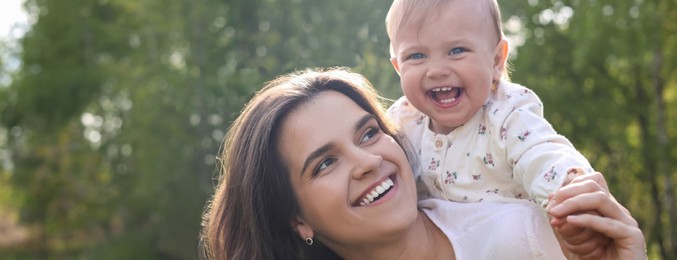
[386, 96, 423, 128]
[497, 86, 594, 206]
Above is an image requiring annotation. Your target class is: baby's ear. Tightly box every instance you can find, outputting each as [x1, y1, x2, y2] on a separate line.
[390, 57, 401, 75]
[492, 39, 509, 82]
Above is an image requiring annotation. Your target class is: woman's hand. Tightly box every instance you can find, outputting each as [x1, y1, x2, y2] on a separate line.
[547, 172, 646, 260]
[548, 168, 610, 258]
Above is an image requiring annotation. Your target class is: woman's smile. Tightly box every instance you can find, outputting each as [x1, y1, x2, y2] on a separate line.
[356, 174, 397, 207]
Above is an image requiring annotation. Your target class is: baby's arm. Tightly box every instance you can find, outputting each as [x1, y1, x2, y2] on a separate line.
[544, 167, 587, 208]
[497, 86, 593, 206]
[497, 88, 606, 257]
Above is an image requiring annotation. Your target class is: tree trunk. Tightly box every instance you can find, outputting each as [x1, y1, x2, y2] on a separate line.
[187, 0, 212, 193]
[652, 36, 675, 259]
[634, 66, 668, 259]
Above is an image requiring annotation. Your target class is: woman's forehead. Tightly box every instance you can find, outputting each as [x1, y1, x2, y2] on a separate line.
[279, 91, 369, 169]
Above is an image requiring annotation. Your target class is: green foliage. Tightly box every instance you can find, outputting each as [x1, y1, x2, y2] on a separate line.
[78, 231, 159, 260]
[0, 0, 674, 259]
[5, 0, 129, 130]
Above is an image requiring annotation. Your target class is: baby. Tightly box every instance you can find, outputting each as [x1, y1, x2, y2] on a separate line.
[385, 0, 594, 208]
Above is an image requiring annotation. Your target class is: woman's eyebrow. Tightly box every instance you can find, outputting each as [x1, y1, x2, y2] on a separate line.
[354, 114, 376, 133]
[299, 114, 376, 176]
[300, 143, 333, 176]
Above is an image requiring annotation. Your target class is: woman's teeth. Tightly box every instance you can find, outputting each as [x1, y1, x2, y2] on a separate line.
[359, 178, 394, 206]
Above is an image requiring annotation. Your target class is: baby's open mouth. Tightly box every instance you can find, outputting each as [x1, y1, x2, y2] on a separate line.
[429, 87, 462, 104]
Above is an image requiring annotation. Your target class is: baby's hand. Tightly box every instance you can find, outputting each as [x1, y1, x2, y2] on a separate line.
[543, 167, 586, 209]
[561, 167, 587, 187]
[547, 171, 611, 259]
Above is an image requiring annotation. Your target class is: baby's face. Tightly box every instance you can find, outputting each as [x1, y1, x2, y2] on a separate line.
[391, 0, 505, 134]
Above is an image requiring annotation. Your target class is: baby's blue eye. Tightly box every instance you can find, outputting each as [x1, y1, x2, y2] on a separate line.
[407, 53, 426, 60]
[450, 47, 466, 55]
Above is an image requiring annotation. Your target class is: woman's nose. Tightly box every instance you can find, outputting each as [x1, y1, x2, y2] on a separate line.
[349, 147, 383, 179]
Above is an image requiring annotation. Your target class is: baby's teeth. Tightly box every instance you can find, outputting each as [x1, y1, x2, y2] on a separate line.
[440, 97, 456, 104]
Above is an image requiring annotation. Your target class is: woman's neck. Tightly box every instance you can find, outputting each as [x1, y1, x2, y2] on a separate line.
[335, 210, 455, 260]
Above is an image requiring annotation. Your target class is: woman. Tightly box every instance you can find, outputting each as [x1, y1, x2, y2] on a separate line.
[201, 67, 645, 259]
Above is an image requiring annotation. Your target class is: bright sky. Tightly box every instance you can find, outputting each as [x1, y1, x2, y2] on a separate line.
[0, 0, 28, 86]
[0, 0, 28, 40]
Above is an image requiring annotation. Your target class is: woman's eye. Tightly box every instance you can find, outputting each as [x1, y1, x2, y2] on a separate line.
[360, 127, 381, 143]
[314, 158, 336, 175]
[407, 52, 425, 60]
[449, 47, 466, 55]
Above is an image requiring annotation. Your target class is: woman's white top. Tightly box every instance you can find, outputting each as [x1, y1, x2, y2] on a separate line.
[420, 199, 566, 260]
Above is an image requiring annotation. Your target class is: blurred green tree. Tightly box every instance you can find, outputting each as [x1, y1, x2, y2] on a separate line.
[0, 0, 398, 258]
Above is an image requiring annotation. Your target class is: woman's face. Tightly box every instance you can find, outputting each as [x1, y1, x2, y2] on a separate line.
[279, 90, 419, 251]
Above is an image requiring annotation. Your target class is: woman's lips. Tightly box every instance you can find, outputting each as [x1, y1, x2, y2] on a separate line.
[355, 175, 395, 207]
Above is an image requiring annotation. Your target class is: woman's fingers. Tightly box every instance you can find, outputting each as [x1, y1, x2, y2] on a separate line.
[547, 172, 631, 224]
[569, 172, 609, 190]
[566, 214, 640, 240]
[549, 173, 608, 208]
[562, 239, 606, 260]
[557, 225, 610, 255]
[549, 191, 634, 226]
[566, 214, 646, 259]
[557, 218, 602, 243]
[555, 212, 611, 259]
[565, 172, 634, 215]
[548, 171, 647, 259]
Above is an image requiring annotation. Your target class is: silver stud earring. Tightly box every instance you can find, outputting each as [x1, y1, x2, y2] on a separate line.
[305, 237, 314, 246]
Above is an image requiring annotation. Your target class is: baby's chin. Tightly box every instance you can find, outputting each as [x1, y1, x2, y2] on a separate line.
[428, 118, 465, 135]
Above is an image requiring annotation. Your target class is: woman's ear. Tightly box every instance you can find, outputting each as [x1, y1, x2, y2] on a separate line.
[291, 215, 314, 240]
[492, 39, 509, 82]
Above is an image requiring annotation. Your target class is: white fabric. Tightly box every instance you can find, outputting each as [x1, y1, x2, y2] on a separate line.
[419, 199, 567, 260]
[388, 81, 593, 207]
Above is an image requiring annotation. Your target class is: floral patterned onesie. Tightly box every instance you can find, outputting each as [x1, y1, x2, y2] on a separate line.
[387, 80, 593, 207]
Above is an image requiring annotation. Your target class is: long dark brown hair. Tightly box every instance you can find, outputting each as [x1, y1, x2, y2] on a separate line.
[200, 67, 414, 259]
